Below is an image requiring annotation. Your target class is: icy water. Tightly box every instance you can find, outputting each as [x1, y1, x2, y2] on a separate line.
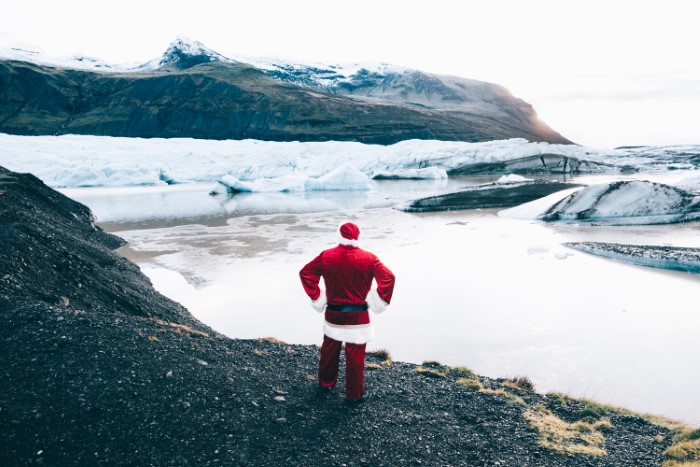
[63, 173, 700, 426]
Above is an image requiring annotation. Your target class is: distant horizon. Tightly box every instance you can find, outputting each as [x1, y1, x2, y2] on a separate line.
[2, 0, 698, 149]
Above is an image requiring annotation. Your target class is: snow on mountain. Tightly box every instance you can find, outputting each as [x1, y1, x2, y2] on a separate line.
[136, 36, 233, 71]
[0, 36, 231, 72]
[1, 133, 700, 190]
[500, 180, 700, 225]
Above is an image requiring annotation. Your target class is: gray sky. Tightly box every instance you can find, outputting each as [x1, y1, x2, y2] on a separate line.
[2, 0, 698, 148]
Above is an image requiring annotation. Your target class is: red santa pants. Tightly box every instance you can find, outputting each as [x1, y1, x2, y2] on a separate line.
[318, 334, 366, 400]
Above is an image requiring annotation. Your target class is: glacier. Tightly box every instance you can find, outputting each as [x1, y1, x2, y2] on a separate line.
[2, 133, 700, 189]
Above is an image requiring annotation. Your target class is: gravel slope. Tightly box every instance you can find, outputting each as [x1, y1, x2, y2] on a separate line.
[0, 166, 686, 466]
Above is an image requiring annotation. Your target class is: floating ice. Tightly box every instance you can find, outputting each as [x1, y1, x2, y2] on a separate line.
[496, 174, 532, 184]
[217, 174, 308, 193]
[372, 167, 448, 180]
[502, 180, 700, 225]
[304, 164, 372, 191]
[566, 242, 700, 274]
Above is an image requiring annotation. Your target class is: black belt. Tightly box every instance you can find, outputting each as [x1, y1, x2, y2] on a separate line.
[326, 303, 368, 312]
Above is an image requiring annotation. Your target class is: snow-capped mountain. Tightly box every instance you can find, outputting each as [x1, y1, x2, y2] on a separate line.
[0, 36, 570, 144]
[136, 37, 233, 71]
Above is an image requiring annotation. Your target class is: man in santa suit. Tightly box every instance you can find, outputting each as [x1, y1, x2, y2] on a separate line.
[299, 222, 396, 402]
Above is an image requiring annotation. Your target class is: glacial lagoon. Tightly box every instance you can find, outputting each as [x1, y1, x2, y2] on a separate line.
[63, 173, 700, 426]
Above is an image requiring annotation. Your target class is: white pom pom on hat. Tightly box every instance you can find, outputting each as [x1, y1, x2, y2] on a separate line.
[338, 222, 361, 247]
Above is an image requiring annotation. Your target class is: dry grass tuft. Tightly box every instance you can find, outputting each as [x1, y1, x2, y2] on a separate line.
[258, 337, 283, 344]
[151, 318, 209, 338]
[367, 349, 392, 366]
[663, 436, 700, 466]
[147, 336, 160, 342]
[524, 404, 607, 457]
[366, 363, 383, 370]
[457, 378, 483, 391]
[481, 387, 526, 406]
[503, 375, 535, 392]
[252, 349, 268, 356]
[415, 366, 447, 378]
[452, 366, 474, 377]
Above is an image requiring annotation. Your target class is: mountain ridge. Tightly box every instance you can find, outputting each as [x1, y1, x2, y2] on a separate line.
[0, 37, 571, 144]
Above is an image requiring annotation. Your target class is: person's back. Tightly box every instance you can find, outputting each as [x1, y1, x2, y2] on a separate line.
[299, 222, 395, 402]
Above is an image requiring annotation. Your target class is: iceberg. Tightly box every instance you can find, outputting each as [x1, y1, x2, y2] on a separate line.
[502, 180, 700, 225]
[304, 164, 372, 191]
[216, 174, 308, 193]
[496, 174, 532, 184]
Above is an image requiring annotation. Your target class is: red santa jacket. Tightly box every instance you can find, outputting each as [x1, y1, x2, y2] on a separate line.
[300, 244, 395, 343]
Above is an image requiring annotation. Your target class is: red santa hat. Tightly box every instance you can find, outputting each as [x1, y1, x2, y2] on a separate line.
[338, 222, 361, 247]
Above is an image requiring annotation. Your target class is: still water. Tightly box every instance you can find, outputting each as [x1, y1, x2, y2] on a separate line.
[63, 173, 700, 426]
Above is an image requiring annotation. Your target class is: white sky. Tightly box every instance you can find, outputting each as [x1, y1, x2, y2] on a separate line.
[1, 0, 698, 148]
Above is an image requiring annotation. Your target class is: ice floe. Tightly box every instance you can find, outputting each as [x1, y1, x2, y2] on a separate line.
[501, 180, 700, 225]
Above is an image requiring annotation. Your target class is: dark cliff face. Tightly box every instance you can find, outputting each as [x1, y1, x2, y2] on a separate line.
[0, 56, 571, 144]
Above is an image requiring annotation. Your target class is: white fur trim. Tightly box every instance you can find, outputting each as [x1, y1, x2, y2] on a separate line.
[366, 287, 389, 314]
[338, 237, 361, 247]
[323, 321, 374, 344]
[310, 292, 327, 313]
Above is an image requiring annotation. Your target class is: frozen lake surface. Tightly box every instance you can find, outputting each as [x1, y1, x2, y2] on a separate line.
[63, 173, 700, 426]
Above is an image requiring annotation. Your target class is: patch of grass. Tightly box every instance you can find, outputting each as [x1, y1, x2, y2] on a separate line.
[524, 404, 607, 457]
[367, 349, 392, 366]
[663, 438, 700, 464]
[580, 402, 609, 421]
[546, 392, 571, 407]
[415, 366, 447, 378]
[457, 378, 483, 391]
[662, 461, 700, 467]
[451, 366, 474, 377]
[481, 388, 526, 406]
[421, 360, 444, 368]
[503, 375, 535, 392]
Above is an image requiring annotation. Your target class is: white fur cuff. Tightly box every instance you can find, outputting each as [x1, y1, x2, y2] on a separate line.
[366, 288, 389, 314]
[310, 293, 327, 313]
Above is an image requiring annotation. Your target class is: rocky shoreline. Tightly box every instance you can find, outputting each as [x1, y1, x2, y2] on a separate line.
[2, 165, 698, 466]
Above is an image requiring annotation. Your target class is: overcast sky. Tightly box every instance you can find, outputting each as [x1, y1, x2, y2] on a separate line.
[1, 0, 698, 148]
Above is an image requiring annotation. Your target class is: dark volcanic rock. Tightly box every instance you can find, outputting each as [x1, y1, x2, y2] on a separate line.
[400, 180, 581, 212]
[0, 166, 193, 322]
[0, 165, 681, 466]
